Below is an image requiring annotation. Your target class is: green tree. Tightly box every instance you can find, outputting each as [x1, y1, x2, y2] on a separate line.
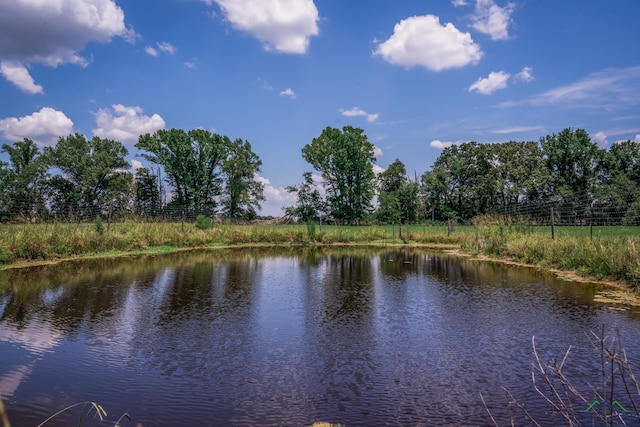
[596, 140, 640, 224]
[221, 139, 265, 220]
[540, 128, 604, 198]
[0, 138, 48, 221]
[490, 141, 552, 214]
[302, 126, 376, 224]
[45, 134, 131, 219]
[136, 129, 227, 215]
[134, 167, 162, 217]
[376, 159, 418, 224]
[284, 171, 324, 222]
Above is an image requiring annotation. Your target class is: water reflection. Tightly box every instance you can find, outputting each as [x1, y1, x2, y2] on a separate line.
[1, 248, 640, 426]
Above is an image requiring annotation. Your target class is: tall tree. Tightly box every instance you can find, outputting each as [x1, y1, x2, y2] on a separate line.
[134, 167, 162, 217]
[302, 126, 376, 224]
[136, 129, 227, 215]
[0, 138, 48, 221]
[540, 128, 604, 198]
[377, 159, 418, 224]
[284, 171, 324, 222]
[45, 134, 131, 219]
[221, 139, 265, 220]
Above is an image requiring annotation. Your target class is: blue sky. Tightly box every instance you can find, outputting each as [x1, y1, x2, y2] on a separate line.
[1, 0, 639, 216]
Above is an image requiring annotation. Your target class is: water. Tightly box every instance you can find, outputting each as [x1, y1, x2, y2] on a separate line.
[1, 247, 640, 426]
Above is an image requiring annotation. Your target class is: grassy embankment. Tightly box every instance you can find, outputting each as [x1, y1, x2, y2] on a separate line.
[1, 219, 639, 289]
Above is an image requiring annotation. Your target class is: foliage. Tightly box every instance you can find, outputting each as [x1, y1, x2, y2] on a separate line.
[134, 167, 162, 217]
[136, 128, 227, 216]
[284, 171, 324, 222]
[45, 134, 131, 220]
[302, 126, 376, 224]
[0, 138, 48, 221]
[220, 138, 265, 220]
[194, 214, 214, 230]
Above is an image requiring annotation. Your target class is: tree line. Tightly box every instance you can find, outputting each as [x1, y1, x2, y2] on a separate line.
[1, 125, 639, 225]
[0, 129, 264, 222]
[285, 126, 640, 225]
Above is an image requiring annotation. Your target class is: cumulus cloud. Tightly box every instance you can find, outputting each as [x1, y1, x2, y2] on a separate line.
[0, 0, 136, 92]
[374, 15, 482, 72]
[280, 88, 296, 99]
[592, 131, 609, 147]
[516, 66, 534, 82]
[255, 174, 293, 217]
[470, 0, 515, 41]
[469, 70, 510, 95]
[452, 0, 469, 6]
[430, 139, 466, 150]
[131, 159, 144, 172]
[0, 61, 43, 94]
[340, 107, 379, 123]
[373, 146, 383, 157]
[0, 107, 74, 146]
[373, 164, 385, 175]
[212, 0, 319, 54]
[636, 134, 640, 144]
[93, 104, 165, 144]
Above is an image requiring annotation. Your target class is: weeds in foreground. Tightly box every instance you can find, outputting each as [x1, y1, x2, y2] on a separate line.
[484, 327, 640, 426]
[0, 400, 138, 427]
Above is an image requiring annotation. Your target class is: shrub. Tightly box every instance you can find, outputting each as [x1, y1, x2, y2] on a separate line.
[194, 214, 214, 230]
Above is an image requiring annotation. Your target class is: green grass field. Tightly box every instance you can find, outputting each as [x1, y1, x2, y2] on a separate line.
[1, 221, 640, 289]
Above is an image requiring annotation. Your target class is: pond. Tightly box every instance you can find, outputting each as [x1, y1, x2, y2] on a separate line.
[1, 248, 640, 426]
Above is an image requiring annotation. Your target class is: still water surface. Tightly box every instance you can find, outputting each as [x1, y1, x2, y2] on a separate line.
[1, 248, 640, 426]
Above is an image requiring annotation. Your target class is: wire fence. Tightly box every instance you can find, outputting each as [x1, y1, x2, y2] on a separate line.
[1, 189, 639, 227]
[490, 190, 640, 227]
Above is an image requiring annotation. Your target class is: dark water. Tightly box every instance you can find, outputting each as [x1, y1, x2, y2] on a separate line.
[1, 247, 640, 426]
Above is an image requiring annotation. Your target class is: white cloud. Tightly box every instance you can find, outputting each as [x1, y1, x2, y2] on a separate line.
[145, 46, 159, 57]
[490, 126, 544, 134]
[374, 15, 483, 72]
[373, 164, 385, 175]
[131, 159, 144, 172]
[510, 66, 640, 108]
[212, 0, 319, 54]
[469, 70, 510, 95]
[452, 0, 469, 6]
[184, 61, 197, 69]
[0, 61, 43, 94]
[373, 146, 383, 157]
[255, 174, 293, 217]
[280, 88, 296, 99]
[430, 139, 465, 150]
[340, 107, 379, 123]
[157, 42, 177, 55]
[470, 0, 515, 41]
[592, 131, 609, 147]
[0, 107, 74, 146]
[636, 134, 640, 144]
[516, 66, 534, 82]
[0, 0, 137, 91]
[93, 104, 165, 144]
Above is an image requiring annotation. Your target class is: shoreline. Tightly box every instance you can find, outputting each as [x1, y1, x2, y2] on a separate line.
[1, 241, 635, 296]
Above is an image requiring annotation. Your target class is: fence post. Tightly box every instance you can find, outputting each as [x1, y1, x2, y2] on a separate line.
[550, 207, 555, 240]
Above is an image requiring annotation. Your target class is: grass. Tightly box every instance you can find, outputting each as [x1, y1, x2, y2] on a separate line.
[462, 217, 640, 289]
[0, 221, 461, 268]
[1, 219, 640, 289]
